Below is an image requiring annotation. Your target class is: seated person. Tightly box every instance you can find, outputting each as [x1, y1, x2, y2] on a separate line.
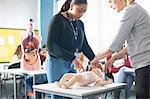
[39, 44, 47, 65]
[24, 48, 47, 96]
[11, 45, 22, 64]
[9, 45, 22, 69]
[55, 67, 113, 89]
[25, 72, 47, 96]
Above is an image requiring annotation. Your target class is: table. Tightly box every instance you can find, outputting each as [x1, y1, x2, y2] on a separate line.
[33, 83, 127, 99]
[0, 69, 46, 99]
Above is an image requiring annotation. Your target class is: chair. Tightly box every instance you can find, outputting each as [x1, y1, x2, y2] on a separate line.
[8, 62, 20, 69]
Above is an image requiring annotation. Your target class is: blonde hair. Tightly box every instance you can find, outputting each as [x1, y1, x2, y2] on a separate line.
[125, 0, 135, 5]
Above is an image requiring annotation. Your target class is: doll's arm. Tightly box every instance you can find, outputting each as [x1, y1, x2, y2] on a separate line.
[55, 73, 74, 87]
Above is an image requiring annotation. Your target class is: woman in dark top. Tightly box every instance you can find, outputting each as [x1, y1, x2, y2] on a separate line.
[45, 0, 97, 98]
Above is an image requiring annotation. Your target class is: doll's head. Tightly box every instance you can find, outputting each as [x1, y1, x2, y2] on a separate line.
[24, 47, 38, 65]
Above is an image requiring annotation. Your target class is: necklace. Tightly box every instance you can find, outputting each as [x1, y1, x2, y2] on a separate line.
[66, 12, 79, 52]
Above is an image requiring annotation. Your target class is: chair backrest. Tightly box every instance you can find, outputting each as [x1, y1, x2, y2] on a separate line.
[8, 62, 20, 69]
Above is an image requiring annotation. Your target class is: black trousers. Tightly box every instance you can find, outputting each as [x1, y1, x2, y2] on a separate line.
[135, 65, 150, 99]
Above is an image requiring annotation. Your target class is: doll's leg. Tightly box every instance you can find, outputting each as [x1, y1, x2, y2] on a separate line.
[95, 79, 113, 86]
[62, 74, 82, 89]
[59, 73, 74, 82]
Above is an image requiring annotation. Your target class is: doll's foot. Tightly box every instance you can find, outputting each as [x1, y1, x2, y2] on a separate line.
[107, 79, 113, 84]
[54, 82, 62, 87]
[61, 83, 70, 89]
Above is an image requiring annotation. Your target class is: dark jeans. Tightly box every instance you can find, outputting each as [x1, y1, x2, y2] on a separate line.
[135, 65, 150, 99]
[26, 74, 47, 92]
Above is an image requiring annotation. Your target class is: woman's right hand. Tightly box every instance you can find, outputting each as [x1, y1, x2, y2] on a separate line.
[90, 57, 99, 69]
[104, 56, 115, 72]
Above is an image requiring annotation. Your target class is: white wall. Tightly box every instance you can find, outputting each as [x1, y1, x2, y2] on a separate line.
[0, 0, 39, 29]
[136, 0, 150, 12]
[56, 0, 150, 54]
[81, 0, 102, 54]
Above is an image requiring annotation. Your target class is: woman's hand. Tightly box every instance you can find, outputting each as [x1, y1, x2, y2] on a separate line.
[104, 56, 115, 72]
[91, 49, 114, 72]
[90, 57, 99, 69]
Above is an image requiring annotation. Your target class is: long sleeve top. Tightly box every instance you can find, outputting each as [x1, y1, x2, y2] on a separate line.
[109, 3, 150, 70]
[47, 13, 95, 61]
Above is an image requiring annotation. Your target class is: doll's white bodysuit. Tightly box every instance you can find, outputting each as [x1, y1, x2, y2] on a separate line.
[75, 71, 103, 86]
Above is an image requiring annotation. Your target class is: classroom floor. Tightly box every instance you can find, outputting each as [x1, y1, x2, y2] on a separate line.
[1, 80, 135, 99]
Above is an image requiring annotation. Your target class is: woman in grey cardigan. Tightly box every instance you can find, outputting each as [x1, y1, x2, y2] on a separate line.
[91, 0, 150, 99]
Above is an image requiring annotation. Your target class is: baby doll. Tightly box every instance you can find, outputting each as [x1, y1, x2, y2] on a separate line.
[55, 68, 113, 89]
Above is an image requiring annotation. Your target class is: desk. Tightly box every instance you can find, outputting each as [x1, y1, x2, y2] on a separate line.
[33, 83, 127, 99]
[124, 68, 135, 96]
[124, 68, 135, 85]
[21, 69, 46, 99]
[0, 63, 11, 69]
[22, 69, 46, 85]
[124, 68, 135, 74]
[0, 69, 46, 99]
[0, 73, 2, 99]
[0, 69, 23, 99]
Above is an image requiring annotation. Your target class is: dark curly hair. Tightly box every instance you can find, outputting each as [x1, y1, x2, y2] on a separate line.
[60, 0, 87, 12]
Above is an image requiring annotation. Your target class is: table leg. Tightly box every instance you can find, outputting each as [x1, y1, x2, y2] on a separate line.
[13, 74, 17, 99]
[0, 73, 2, 99]
[24, 75, 27, 99]
[33, 75, 36, 99]
[125, 86, 128, 99]
[41, 93, 44, 99]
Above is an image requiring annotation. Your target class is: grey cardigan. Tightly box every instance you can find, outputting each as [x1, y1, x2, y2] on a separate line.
[109, 3, 150, 70]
